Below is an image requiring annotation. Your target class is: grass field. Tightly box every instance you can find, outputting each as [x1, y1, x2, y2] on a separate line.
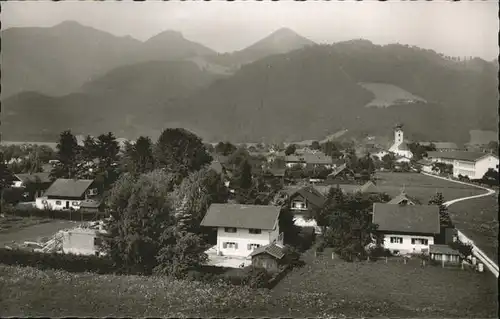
[0, 215, 52, 234]
[358, 82, 427, 108]
[272, 248, 498, 318]
[0, 220, 77, 247]
[1, 249, 497, 318]
[375, 172, 484, 203]
[448, 194, 499, 262]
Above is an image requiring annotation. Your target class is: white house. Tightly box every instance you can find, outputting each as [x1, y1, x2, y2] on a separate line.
[35, 179, 98, 211]
[372, 203, 440, 255]
[388, 124, 413, 159]
[200, 203, 282, 258]
[426, 151, 499, 179]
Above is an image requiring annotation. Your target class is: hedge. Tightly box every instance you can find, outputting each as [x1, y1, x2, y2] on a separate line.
[0, 248, 117, 274]
[2, 206, 107, 221]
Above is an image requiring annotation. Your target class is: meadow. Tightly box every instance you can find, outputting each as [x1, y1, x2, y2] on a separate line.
[1, 248, 497, 318]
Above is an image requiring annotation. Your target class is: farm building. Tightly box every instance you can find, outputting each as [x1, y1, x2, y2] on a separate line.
[250, 243, 286, 273]
[426, 151, 499, 179]
[429, 245, 461, 264]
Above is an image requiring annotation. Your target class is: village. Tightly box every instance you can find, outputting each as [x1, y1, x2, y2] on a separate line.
[1, 124, 498, 290]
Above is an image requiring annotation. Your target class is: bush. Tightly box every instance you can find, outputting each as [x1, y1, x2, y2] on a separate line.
[368, 246, 392, 259]
[0, 248, 116, 274]
[243, 267, 272, 288]
[3, 206, 106, 221]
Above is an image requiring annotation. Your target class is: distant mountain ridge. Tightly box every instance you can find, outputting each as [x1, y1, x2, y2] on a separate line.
[1, 21, 316, 99]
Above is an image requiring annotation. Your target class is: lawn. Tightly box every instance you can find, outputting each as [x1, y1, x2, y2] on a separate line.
[0, 215, 52, 234]
[272, 248, 498, 318]
[0, 219, 78, 247]
[448, 193, 499, 262]
[374, 172, 484, 204]
[358, 82, 426, 108]
[1, 249, 497, 318]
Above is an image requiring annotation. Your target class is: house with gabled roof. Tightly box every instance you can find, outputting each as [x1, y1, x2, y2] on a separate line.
[387, 190, 418, 206]
[274, 185, 325, 233]
[200, 203, 282, 258]
[426, 151, 499, 179]
[250, 242, 286, 273]
[372, 203, 440, 255]
[35, 179, 99, 211]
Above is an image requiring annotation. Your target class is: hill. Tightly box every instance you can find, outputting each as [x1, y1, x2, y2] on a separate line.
[1, 61, 222, 141]
[2, 40, 497, 144]
[0, 22, 220, 99]
[204, 27, 316, 68]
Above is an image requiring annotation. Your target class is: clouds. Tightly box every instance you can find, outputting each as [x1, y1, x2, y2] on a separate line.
[2, 0, 498, 59]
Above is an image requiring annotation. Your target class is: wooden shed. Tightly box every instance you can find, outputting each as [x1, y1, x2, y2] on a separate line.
[429, 244, 461, 264]
[250, 243, 286, 273]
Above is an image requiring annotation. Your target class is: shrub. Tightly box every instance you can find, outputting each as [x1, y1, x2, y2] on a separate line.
[0, 248, 116, 274]
[3, 206, 106, 221]
[243, 267, 272, 288]
[368, 246, 392, 259]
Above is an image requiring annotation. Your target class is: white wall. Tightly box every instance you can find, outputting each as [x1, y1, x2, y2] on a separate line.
[62, 229, 100, 256]
[35, 197, 82, 211]
[216, 225, 279, 257]
[422, 165, 433, 174]
[382, 233, 434, 255]
[474, 155, 499, 179]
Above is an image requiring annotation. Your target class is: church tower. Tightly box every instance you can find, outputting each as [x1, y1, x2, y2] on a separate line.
[394, 124, 404, 145]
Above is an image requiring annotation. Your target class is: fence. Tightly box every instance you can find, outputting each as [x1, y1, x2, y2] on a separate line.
[2, 207, 107, 222]
[456, 230, 499, 278]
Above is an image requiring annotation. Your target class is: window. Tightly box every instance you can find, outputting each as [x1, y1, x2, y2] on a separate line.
[94, 237, 102, 247]
[247, 243, 261, 250]
[411, 238, 429, 245]
[224, 227, 237, 233]
[249, 228, 261, 234]
[390, 237, 403, 244]
[292, 201, 306, 209]
[55, 201, 62, 205]
[223, 242, 237, 249]
[72, 201, 80, 206]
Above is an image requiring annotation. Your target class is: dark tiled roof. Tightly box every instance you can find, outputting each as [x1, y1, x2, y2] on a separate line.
[397, 142, 410, 151]
[429, 244, 460, 255]
[282, 186, 326, 208]
[433, 142, 459, 150]
[372, 203, 440, 234]
[250, 243, 286, 259]
[200, 203, 280, 230]
[426, 151, 497, 162]
[268, 168, 286, 177]
[44, 179, 94, 198]
[15, 172, 52, 184]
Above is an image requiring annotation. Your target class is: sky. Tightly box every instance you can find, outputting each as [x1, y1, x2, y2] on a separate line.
[2, 0, 499, 60]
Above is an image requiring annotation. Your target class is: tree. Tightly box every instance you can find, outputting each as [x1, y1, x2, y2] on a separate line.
[0, 152, 16, 205]
[285, 144, 297, 156]
[323, 193, 381, 261]
[80, 135, 98, 163]
[215, 141, 237, 156]
[172, 168, 228, 233]
[312, 185, 345, 234]
[233, 159, 253, 191]
[154, 128, 212, 178]
[278, 206, 301, 247]
[486, 141, 498, 155]
[321, 141, 342, 158]
[310, 141, 321, 150]
[428, 192, 452, 228]
[55, 130, 80, 178]
[381, 154, 395, 170]
[123, 136, 155, 176]
[102, 171, 177, 275]
[95, 132, 120, 168]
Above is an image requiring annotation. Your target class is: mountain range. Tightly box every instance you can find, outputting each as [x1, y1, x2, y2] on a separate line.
[1, 21, 498, 144]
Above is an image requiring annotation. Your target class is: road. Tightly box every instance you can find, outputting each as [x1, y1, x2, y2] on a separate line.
[421, 172, 498, 277]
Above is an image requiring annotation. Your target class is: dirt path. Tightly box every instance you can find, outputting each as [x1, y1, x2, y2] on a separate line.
[421, 173, 498, 277]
